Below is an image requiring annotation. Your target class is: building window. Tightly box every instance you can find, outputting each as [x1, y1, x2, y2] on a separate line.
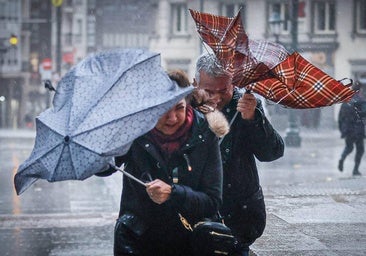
[171, 3, 188, 35]
[221, 2, 245, 17]
[355, 0, 366, 34]
[75, 19, 82, 35]
[268, 1, 306, 35]
[313, 1, 336, 34]
[268, 2, 290, 34]
[72, 19, 82, 44]
[0, 2, 5, 20]
[87, 15, 95, 47]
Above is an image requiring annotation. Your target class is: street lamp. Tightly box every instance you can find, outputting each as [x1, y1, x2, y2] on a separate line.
[268, 4, 301, 147]
[285, 0, 301, 147]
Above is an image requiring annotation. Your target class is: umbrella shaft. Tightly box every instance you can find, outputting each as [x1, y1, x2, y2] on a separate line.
[112, 164, 147, 187]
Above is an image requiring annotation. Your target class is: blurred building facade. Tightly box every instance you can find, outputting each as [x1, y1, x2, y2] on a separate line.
[0, 0, 22, 128]
[0, 0, 52, 129]
[1, 0, 366, 130]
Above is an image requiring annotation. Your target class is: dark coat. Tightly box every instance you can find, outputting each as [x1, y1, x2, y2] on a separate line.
[219, 89, 284, 247]
[112, 110, 223, 255]
[338, 94, 366, 139]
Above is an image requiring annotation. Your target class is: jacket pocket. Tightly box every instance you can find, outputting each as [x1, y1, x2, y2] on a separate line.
[225, 197, 266, 246]
[241, 198, 266, 242]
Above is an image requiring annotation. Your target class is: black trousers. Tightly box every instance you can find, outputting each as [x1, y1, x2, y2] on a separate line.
[341, 136, 365, 169]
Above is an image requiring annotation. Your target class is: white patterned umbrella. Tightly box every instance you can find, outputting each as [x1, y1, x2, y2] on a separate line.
[14, 48, 193, 195]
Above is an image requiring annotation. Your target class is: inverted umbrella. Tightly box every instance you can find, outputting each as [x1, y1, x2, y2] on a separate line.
[249, 52, 354, 108]
[189, 8, 289, 87]
[189, 9, 356, 108]
[14, 48, 193, 195]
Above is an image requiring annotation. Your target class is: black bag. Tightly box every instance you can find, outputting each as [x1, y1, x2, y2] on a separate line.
[191, 220, 239, 256]
[178, 213, 239, 256]
[114, 213, 147, 255]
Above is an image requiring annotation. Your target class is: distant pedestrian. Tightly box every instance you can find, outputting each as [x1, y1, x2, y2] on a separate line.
[338, 83, 366, 176]
[24, 114, 33, 129]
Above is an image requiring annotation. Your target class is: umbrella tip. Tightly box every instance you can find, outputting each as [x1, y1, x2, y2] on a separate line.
[44, 80, 56, 92]
[352, 79, 363, 91]
[338, 78, 353, 87]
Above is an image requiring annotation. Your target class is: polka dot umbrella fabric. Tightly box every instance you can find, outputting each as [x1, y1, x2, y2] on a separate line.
[14, 48, 193, 195]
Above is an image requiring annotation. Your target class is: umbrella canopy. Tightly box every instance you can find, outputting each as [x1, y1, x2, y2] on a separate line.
[189, 9, 356, 108]
[189, 8, 288, 86]
[249, 52, 354, 108]
[14, 48, 193, 195]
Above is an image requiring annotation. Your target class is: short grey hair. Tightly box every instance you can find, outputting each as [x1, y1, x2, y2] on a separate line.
[194, 53, 231, 83]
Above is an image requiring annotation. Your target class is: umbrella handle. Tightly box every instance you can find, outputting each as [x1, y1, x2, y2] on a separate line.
[218, 89, 250, 145]
[218, 111, 239, 145]
[111, 164, 147, 187]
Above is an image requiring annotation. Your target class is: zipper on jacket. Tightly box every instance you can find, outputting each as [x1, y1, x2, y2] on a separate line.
[213, 250, 229, 255]
[172, 167, 179, 184]
[183, 153, 192, 171]
[209, 231, 235, 238]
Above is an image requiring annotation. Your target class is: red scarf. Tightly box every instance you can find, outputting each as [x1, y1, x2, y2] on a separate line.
[148, 105, 194, 156]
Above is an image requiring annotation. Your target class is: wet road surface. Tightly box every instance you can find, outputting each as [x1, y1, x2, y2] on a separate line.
[1, 129, 366, 255]
[0, 132, 121, 255]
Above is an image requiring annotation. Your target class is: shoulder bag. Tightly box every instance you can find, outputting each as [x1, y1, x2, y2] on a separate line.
[178, 212, 239, 256]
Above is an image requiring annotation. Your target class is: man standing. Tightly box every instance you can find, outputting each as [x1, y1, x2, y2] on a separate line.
[338, 82, 365, 176]
[193, 53, 285, 255]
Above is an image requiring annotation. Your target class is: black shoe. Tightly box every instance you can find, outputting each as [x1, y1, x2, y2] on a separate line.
[338, 159, 344, 172]
[353, 170, 362, 176]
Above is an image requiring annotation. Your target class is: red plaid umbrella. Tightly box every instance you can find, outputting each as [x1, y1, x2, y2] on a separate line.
[190, 9, 355, 108]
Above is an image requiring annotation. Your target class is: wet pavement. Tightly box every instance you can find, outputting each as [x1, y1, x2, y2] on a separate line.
[0, 129, 121, 255]
[1, 128, 365, 255]
[252, 129, 366, 256]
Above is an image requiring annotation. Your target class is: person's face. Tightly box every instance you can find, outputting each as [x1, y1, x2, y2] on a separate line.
[194, 71, 233, 110]
[155, 99, 187, 135]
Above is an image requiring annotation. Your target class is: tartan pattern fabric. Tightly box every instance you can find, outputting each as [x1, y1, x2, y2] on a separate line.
[189, 9, 356, 108]
[248, 52, 355, 108]
[189, 9, 288, 87]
